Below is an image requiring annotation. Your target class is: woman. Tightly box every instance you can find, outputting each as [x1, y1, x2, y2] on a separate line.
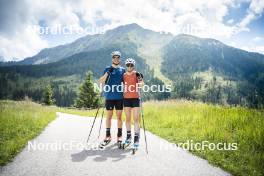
[122, 58, 144, 150]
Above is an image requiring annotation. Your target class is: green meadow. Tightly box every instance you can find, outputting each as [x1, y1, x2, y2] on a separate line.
[0, 100, 57, 165]
[0, 100, 96, 166]
[142, 100, 264, 176]
[0, 100, 263, 176]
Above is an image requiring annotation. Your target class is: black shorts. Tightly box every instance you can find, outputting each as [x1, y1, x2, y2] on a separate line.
[123, 98, 140, 107]
[105, 99, 123, 110]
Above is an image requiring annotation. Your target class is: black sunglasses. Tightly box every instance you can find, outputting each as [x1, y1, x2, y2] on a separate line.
[126, 63, 134, 67]
[112, 56, 120, 59]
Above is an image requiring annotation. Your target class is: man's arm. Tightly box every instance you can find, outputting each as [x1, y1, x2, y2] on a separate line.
[99, 72, 109, 84]
[99, 67, 114, 84]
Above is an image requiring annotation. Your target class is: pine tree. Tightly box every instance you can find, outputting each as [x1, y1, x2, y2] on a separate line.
[43, 84, 54, 105]
[75, 71, 100, 108]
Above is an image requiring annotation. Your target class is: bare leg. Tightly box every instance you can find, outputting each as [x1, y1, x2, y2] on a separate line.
[103, 110, 113, 140]
[116, 110, 123, 129]
[116, 110, 123, 142]
[106, 110, 113, 128]
[132, 107, 141, 134]
[124, 107, 132, 131]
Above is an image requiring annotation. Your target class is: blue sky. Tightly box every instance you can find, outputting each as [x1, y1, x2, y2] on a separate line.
[0, 0, 263, 61]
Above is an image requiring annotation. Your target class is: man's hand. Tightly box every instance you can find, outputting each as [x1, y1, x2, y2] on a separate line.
[136, 72, 143, 80]
[107, 67, 114, 75]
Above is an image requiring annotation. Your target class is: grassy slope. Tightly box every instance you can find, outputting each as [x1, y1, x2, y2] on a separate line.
[0, 100, 57, 165]
[0, 100, 94, 166]
[143, 100, 264, 176]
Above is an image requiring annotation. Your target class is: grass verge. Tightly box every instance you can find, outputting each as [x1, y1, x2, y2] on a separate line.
[0, 100, 98, 166]
[0, 100, 57, 165]
[143, 100, 264, 176]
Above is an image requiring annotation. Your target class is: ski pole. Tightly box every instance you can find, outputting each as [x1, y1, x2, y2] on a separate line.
[97, 108, 105, 139]
[86, 106, 101, 143]
[139, 90, 148, 154]
[86, 72, 111, 143]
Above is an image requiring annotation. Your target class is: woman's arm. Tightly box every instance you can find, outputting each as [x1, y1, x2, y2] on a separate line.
[136, 72, 144, 87]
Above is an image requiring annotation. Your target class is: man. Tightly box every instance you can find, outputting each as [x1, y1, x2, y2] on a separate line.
[99, 51, 125, 146]
[122, 58, 144, 150]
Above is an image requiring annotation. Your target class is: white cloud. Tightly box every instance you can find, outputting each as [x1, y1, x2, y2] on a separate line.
[238, 0, 264, 29]
[79, 0, 237, 39]
[252, 36, 264, 42]
[29, 0, 81, 27]
[0, 26, 48, 61]
[0, 0, 83, 61]
[227, 19, 234, 24]
[254, 46, 264, 54]
[0, 0, 262, 61]
[228, 36, 264, 55]
[241, 45, 264, 54]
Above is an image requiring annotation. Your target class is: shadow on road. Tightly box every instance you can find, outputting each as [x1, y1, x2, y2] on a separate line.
[71, 143, 131, 163]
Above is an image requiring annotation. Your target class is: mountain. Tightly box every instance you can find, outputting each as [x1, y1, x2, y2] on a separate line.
[1, 23, 264, 107]
[160, 34, 264, 106]
[0, 47, 149, 79]
[18, 23, 173, 65]
[162, 34, 264, 81]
